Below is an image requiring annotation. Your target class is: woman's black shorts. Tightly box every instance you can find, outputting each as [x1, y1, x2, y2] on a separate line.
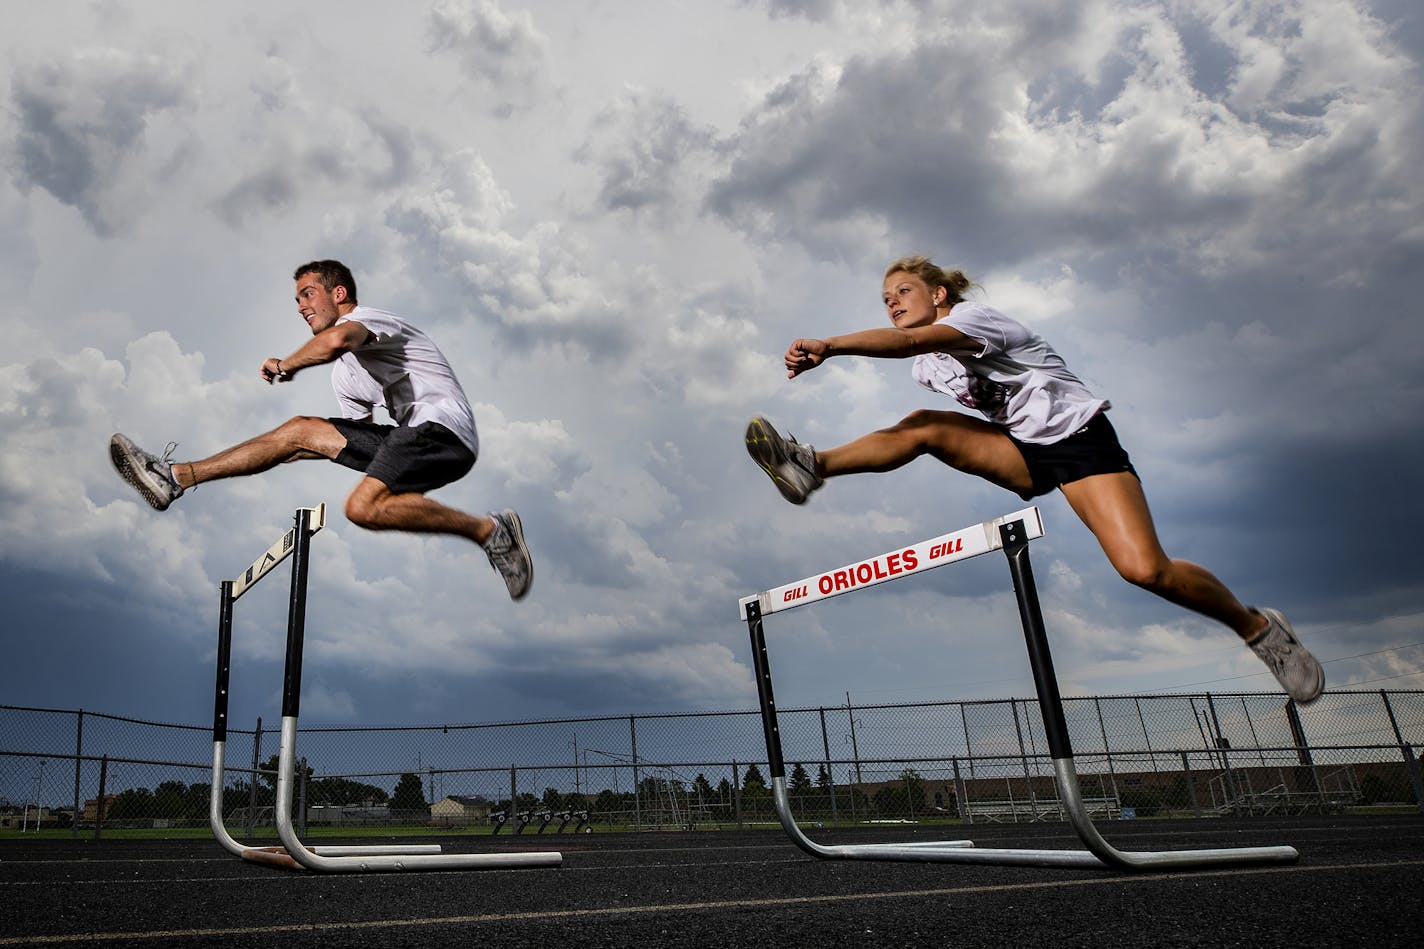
[1007, 413, 1138, 500]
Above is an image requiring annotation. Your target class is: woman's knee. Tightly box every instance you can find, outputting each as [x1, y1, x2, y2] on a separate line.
[1112, 552, 1171, 591]
[884, 409, 955, 448]
[894, 408, 950, 432]
[890, 409, 1000, 468]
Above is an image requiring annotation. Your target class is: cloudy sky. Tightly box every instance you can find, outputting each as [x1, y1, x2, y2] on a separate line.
[2, 0, 1422, 734]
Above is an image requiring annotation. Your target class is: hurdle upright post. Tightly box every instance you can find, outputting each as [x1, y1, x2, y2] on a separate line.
[999, 519, 1069, 760]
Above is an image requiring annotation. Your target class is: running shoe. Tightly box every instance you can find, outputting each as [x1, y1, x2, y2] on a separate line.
[1249, 608, 1325, 704]
[745, 416, 823, 504]
[109, 434, 184, 511]
[485, 509, 533, 601]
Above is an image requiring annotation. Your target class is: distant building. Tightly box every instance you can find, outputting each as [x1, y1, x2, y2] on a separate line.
[82, 796, 117, 821]
[1, 806, 53, 829]
[430, 795, 493, 826]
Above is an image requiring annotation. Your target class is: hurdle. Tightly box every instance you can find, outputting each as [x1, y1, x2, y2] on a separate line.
[209, 505, 562, 873]
[209, 504, 437, 867]
[554, 810, 590, 833]
[738, 506, 1299, 870]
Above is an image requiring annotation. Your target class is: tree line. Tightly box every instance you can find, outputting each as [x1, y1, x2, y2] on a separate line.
[95, 759, 932, 823]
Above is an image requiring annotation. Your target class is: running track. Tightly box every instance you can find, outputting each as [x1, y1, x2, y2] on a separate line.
[2, 816, 1420, 948]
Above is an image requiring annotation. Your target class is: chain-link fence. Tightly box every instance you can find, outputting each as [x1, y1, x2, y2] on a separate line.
[3, 690, 1421, 836]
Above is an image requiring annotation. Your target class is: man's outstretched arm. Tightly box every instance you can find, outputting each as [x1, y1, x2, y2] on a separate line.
[261, 321, 373, 383]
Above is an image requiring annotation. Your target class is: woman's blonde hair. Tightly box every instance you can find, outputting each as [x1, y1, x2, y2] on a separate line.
[883, 256, 977, 305]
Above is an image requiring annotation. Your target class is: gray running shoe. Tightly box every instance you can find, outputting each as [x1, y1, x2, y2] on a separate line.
[746, 416, 823, 504]
[485, 510, 533, 601]
[1249, 608, 1325, 704]
[109, 434, 184, 511]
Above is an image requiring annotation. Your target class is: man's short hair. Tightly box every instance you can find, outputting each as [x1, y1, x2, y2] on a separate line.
[293, 259, 358, 304]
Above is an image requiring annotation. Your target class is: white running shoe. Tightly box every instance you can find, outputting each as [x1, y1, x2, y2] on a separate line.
[109, 434, 184, 511]
[1249, 608, 1325, 704]
[745, 416, 823, 505]
[485, 510, 533, 601]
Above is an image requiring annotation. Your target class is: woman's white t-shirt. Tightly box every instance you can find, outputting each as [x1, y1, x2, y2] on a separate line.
[329, 306, 480, 456]
[910, 302, 1106, 445]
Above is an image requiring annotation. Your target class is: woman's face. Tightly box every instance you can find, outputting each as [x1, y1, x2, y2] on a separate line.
[882, 270, 943, 328]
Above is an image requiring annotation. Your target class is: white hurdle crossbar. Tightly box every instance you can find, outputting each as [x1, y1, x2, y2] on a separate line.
[738, 506, 1299, 870]
[210, 505, 561, 873]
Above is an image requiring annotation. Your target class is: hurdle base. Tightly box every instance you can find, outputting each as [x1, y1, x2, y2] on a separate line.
[210, 741, 447, 865]
[770, 769, 1298, 871]
[1049, 757, 1298, 871]
[272, 718, 564, 874]
[240, 847, 303, 871]
[237, 843, 450, 871]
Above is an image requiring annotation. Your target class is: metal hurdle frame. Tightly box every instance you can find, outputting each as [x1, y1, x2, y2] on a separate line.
[739, 506, 1299, 870]
[211, 503, 436, 867]
[210, 504, 562, 873]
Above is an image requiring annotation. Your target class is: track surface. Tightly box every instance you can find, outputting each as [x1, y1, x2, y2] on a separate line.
[2, 816, 1420, 947]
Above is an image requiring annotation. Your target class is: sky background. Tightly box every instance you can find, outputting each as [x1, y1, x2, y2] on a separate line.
[2, 0, 1422, 736]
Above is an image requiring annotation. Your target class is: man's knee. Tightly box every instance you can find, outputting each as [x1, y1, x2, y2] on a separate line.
[278, 415, 329, 439]
[344, 492, 381, 529]
[345, 481, 396, 530]
[275, 416, 344, 459]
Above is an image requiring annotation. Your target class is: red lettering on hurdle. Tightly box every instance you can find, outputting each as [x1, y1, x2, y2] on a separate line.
[783, 584, 809, 603]
[815, 548, 921, 597]
[929, 537, 964, 560]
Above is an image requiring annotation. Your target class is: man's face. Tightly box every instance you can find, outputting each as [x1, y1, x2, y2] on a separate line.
[294, 273, 346, 334]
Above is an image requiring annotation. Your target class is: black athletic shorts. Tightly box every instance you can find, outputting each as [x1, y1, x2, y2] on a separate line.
[1006, 412, 1138, 501]
[329, 419, 476, 495]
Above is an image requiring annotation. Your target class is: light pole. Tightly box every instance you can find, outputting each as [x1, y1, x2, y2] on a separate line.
[845, 692, 864, 787]
[570, 732, 580, 799]
[27, 760, 46, 831]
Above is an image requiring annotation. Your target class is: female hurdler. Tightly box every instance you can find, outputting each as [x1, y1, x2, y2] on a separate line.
[746, 256, 1324, 703]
